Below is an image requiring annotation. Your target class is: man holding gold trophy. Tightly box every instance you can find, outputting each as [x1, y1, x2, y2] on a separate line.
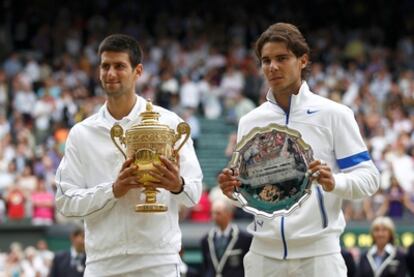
[55, 34, 202, 276]
[218, 23, 380, 277]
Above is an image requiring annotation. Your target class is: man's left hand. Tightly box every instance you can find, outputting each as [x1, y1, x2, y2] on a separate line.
[147, 155, 183, 193]
[308, 160, 335, 192]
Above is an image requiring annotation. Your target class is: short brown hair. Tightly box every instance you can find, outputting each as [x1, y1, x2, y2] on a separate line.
[254, 23, 310, 78]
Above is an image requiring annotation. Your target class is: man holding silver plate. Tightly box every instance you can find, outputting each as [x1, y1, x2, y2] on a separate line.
[218, 23, 380, 277]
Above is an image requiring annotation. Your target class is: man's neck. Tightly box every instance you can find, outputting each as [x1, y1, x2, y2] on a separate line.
[107, 94, 137, 120]
[272, 81, 302, 112]
[217, 223, 231, 234]
[273, 93, 291, 112]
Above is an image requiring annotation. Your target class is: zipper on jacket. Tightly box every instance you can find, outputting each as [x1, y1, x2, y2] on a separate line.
[316, 186, 328, 228]
[284, 96, 291, 125]
[280, 95, 291, 259]
[280, 216, 288, 259]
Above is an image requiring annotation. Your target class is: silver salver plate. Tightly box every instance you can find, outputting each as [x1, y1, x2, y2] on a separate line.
[229, 123, 314, 218]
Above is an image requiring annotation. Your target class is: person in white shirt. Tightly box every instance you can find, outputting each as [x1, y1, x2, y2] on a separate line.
[55, 34, 203, 277]
[218, 22, 380, 277]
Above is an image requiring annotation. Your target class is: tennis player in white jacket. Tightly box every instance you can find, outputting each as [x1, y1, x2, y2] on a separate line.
[218, 23, 380, 277]
[55, 34, 202, 277]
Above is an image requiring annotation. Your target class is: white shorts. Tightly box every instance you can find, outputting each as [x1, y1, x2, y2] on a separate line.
[85, 263, 180, 277]
[244, 251, 347, 277]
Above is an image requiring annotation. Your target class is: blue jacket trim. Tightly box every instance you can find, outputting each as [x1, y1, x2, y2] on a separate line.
[336, 151, 370, 170]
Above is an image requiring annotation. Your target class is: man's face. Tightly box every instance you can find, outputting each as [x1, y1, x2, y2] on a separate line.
[372, 225, 391, 249]
[72, 233, 85, 253]
[261, 41, 308, 96]
[99, 51, 142, 98]
[211, 203, 232, 229]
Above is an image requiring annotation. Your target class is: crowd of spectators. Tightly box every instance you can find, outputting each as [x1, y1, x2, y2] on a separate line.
[0, 0, 413, 239]
[0, 1, 413, 276]
[0, 2, 413, 226]
[0, 240, 54, 276]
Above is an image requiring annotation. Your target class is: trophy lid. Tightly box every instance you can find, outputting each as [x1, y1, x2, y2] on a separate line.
[140, 99, 161, 125]
[126, 99, 174, 136]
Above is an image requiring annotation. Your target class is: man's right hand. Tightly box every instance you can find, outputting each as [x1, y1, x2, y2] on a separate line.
[112, 158, 144, 198]
[217, 168, 241, 199]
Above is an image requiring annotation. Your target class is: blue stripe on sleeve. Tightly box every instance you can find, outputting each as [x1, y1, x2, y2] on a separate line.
[336, 151, 371, 170]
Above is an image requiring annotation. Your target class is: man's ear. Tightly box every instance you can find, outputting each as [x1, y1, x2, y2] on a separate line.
[134, 64, 143, 78]
[300, 54, 309, 69]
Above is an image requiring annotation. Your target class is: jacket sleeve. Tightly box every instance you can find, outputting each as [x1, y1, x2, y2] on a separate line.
[331, 107, 380, 199]
[55, 127, 117, 219]
[170, 137, 203, 207]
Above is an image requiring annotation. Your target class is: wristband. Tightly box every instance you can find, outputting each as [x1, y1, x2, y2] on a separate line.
[171, 177, 185, 194]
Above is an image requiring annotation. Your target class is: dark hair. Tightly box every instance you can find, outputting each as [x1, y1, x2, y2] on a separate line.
[70, 226, 84, 238]
[254, 23, 310, 78]
[98, 34, 143, 68]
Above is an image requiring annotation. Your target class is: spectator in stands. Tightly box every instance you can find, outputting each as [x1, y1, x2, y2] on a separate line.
[218, 22, 379, 277]
[50, 227, 86, 277]
[181, 108, 200, 150]
[188, 186, 211, 222]
[5, 182, 26, 221]
[55, 34, 202, 276]
[0, 70, 9, 117]
[35, 239, 54, 271]
[224, 131, 238, 157]
[0, 192, 5, 223]
[363, 187, 388, 221]
[18, 164, 37, 194]
[385, 176, 414, 219]
[4, 242, 24, 277]
[31, 175, 54, 225]
[407, 242, 414, 277]
[21, 246, 49, 277]
[357, 216, 407, 277]
[200, 198, 252, 277]
[341, 248, 357, 277]
[0, 160, 17, 195]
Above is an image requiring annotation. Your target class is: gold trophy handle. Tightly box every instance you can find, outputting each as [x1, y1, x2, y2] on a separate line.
[110, 124, 127, 160]
[174, 122, 191, 153]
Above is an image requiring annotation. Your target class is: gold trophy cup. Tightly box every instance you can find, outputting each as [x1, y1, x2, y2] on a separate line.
[110, 100, 190, 212]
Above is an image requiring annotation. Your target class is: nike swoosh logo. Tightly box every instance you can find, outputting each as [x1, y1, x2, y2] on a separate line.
[307, 109, 319, 114]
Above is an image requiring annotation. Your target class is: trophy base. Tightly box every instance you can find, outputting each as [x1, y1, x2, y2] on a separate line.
[135, 203, 168, 213]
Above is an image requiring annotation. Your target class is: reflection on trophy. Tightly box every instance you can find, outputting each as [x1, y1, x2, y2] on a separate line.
[110, 99, 190, 213]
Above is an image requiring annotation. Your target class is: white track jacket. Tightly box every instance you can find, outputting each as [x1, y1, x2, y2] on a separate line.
[238, 82, 379, 259]
[55, 96, 203, 269]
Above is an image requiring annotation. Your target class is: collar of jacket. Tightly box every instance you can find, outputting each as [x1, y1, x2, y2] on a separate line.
[366, 243, 397, 275]
[94, 95, 145, 130]
[265, 81, 313, 113]
[368, 243, 396, 257]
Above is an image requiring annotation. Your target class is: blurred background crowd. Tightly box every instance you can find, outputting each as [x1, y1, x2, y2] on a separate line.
[0, 0, 414, 276]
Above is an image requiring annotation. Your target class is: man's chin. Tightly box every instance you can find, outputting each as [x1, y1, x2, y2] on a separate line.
[105, 88, 121, 95]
